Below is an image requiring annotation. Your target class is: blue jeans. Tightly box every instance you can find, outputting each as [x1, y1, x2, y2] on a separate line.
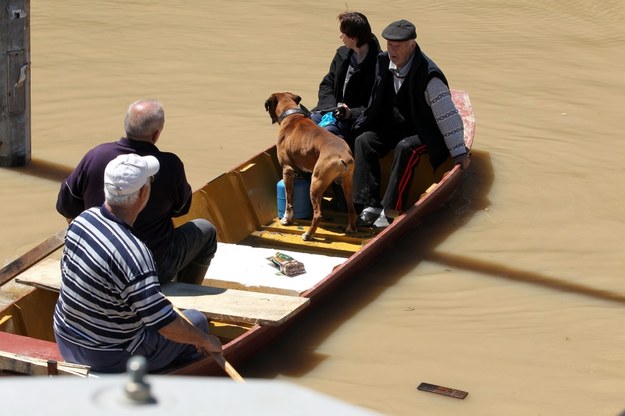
[56, 309, 209, 373]
[157, 219, 218, 285]
[311, 112, 354, 143]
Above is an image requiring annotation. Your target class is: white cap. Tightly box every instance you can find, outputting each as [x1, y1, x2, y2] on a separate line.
[104, 154, 160, 196]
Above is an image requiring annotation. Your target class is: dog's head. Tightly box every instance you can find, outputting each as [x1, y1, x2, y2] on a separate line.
[264, 92, 302, 124]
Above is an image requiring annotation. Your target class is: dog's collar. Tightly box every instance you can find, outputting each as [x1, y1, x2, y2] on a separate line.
[278, 107, 310, 124]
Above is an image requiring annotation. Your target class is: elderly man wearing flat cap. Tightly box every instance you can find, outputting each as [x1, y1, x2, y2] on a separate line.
[54, 154, 222, 373]
[351, 19, 469, 228]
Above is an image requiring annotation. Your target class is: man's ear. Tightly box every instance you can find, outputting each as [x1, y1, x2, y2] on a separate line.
[138, 181, 151, 203]
[151, 129, 161, 144]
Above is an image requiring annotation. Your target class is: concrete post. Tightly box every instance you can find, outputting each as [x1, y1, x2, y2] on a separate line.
[0, 0, 30, 167]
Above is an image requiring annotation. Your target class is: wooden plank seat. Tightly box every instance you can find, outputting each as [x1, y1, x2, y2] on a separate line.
[161, 282, 308, 326]
[14, 259, 309, 327]
[0, 332, 90, 376]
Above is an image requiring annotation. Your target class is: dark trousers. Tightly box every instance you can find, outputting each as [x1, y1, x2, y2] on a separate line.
[157, 219, 218, 285]
[56, 309, 209, 374]
[353, 131, 426, 212]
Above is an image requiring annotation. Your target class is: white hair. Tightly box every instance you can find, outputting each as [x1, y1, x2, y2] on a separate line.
[124, 99, 165, 141]
[104, 186, 141, 207]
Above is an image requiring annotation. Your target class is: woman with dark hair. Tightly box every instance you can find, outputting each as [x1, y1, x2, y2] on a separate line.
[311, 11, 381, 145]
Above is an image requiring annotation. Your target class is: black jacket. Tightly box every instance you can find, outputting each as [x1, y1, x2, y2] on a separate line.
[313, 37, 381, 120]
[354, 45, 451, 170]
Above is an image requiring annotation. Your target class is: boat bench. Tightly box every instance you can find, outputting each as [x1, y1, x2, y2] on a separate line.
[15, 259, 309, 327]
[0, 331, 90, 376]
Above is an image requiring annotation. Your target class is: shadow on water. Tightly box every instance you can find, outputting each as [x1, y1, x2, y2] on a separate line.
[4, 158, 73, 183]
[426, 252, 625, 305]
[242, 150, 495, 378]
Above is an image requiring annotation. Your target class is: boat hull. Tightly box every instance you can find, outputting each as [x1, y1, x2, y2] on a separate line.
[0, 90, 475, 377]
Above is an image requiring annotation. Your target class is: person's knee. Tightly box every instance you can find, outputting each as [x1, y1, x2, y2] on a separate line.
[354, 131, 375, 152]
[325, 124, 344, 138]
[355, 131, 375, 142]
[394, 139, 413, 154]
[190, 219, 217, 260]
[183, 309, 209, 333]
[311, 112, 322, 125]
[191, 219, 216, 236]
[192, 219, 217, 245]
[395, 134, 422, 155]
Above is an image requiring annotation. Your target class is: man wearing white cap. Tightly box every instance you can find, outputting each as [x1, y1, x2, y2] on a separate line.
[53, 154, 222, 373]
[352, 19, 469, 228]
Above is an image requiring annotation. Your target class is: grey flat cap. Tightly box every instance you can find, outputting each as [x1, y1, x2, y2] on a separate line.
[381, 19, 417, 41]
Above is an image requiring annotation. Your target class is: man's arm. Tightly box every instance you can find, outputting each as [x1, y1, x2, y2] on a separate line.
[426, 77, 469, 169]
[56, 150, 99, 220]
[158, 313, 222, 355]
[56, 180, 86, 220]
[170, 156, 194, 217]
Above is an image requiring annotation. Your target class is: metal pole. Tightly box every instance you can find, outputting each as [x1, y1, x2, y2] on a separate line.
[0, 0, 31, 167]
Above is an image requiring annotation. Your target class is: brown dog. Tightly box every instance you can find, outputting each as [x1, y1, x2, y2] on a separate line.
[264, 92, 357, 241]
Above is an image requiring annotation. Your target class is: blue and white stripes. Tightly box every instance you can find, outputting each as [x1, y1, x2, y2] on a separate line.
[54, 206, 175, 353]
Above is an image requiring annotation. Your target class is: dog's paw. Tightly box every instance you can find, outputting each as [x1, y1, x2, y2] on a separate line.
[345, 226, 357, 235]
[280, 217, 291, 226]
[302, 232, 313, 241]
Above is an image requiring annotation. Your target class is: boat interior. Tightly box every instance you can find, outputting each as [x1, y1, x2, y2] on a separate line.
[0, 138, 453, 375]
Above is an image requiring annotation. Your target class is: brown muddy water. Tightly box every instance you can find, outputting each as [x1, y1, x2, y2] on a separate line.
[1, 1, 625, 415]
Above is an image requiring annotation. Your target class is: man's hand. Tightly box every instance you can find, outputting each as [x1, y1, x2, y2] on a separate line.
[333, 104, 351, 120]
[197, 334, 223, 355]
[453, 153, 470, 170]
[161, 311, 223, 355]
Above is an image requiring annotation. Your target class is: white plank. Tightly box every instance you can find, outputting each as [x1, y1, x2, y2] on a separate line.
[205, 243, 345, 295]
[15, 259, 309, 327]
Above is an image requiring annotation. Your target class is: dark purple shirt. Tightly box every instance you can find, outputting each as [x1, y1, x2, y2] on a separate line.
[56, 137, 192, 262]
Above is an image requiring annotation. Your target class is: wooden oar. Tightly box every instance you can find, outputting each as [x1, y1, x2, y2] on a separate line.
[208, 351, 245, 384]
[0, 228, 66, 287]
[174, 306, 245, 383]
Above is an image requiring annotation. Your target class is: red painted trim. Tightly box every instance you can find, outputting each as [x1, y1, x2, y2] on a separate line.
[395, 144, 427, 211]
[0, 332, 63, 361]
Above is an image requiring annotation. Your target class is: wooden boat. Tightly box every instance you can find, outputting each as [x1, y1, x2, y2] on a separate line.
[0, 90, 475, 378]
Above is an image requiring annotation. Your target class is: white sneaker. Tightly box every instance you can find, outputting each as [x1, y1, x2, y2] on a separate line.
[373, 210, 390, 229]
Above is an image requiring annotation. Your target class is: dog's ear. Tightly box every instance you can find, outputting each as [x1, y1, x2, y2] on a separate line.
[288, 93, 302, 105]
[264, 95, 279, 124]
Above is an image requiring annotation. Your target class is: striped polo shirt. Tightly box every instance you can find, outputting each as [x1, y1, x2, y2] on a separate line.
[53, 206, 176, 353]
